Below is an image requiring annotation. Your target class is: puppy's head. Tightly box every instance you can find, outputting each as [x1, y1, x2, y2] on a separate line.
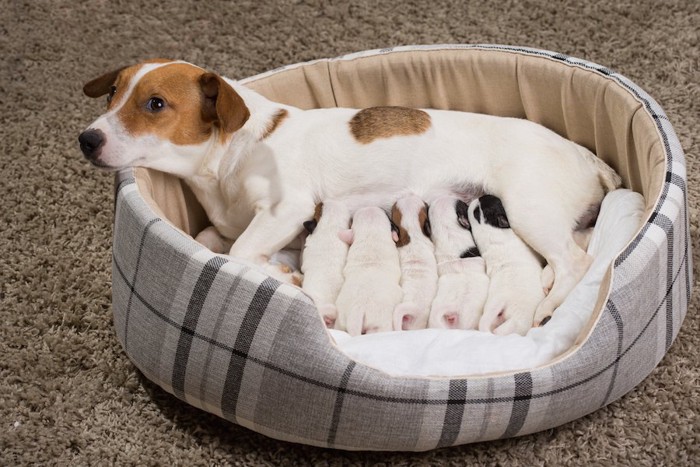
[79, 60, 249, 175]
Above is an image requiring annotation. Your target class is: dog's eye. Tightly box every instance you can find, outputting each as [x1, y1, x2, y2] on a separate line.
[107, 85, 117, 103]
[146, 97, 166, 112]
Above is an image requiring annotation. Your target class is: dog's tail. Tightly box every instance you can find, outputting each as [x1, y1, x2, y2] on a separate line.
[578, 146, 623, 193]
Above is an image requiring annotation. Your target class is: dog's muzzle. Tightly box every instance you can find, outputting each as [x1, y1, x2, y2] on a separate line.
[78, 129, 106, 161]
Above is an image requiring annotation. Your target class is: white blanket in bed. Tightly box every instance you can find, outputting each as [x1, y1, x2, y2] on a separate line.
[327, 189, 645, 377]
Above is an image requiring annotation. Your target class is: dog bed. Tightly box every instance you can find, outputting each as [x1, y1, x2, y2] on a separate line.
[111, 45, 691, 451]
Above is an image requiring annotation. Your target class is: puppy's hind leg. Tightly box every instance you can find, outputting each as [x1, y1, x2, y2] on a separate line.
[503, 200, 593, 327]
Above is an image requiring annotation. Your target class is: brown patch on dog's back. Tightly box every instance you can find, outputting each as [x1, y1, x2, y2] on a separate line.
[391, 203, 411, 247]
[349, 106, 431, 144]
[262, 109, 289, 139]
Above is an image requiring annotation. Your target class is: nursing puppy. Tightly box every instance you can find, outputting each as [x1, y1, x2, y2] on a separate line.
[468, 195, 545, 336]
[79, 59, 621, 324]
[300, 201, 351, 328]
[427, 196, 489, 330]
[391, 195, 439, 331]
[334, 207, 402, 336]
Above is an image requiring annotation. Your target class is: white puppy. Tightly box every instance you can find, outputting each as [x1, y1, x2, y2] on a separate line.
[335, 207, 403, 336]
[300, 201, 351, 328]
[468, 195, 545, 336]
[390, 195, 439, 331]
[427, 196, 489, 330]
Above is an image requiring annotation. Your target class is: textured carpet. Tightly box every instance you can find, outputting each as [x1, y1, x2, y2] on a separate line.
[2, 0, 698, 464]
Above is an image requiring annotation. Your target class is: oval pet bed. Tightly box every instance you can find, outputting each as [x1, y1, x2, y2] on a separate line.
[111, 45, 692, 451]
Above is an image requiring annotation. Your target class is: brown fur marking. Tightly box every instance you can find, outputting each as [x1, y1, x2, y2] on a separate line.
[262, 109, 289, 139]
[391, 203, 411, 247]
[349, 106, 431, 144]
[117, 63, 215, 146]
[313, 203, 324, 223]
[418, 204, 430, 237]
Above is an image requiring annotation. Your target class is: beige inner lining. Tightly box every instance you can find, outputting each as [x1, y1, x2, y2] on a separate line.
[132, 48, 665, 351]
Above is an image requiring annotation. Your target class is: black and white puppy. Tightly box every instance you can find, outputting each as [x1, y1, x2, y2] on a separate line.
[468, 195, 545, 336]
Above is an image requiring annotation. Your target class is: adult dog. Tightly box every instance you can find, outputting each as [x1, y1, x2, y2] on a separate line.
[79, 59, 620, 325]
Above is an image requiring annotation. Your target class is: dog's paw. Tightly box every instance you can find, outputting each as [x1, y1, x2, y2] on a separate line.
[541, 265, 554, 296]
[533, 300, 555, 328]
[261, 261, 303, 286]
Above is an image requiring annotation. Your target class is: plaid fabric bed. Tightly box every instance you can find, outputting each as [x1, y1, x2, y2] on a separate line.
[110, 45, 691, 451]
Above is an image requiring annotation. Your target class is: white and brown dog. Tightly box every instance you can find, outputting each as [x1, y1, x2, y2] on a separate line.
[334, 207, 403, 335]
[300, 200, 351, 328]
[469, 195, 546, 336]
[79, 59, 621, 325]
[391, 195, 439, 331]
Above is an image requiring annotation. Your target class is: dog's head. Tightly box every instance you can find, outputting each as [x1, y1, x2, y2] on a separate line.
[79, 59, 249, 175]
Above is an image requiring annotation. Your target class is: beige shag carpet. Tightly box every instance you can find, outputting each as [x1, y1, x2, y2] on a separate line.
[2, 0, 698, 464]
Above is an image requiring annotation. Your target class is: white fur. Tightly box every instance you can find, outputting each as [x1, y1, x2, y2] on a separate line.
[334, 207, 402, 336]
[82, 60, 621, 314]
[427, 196, 489, 329]
[300, 200, 351, 327]
[391, 195, 438, 331]
[468, 197, 545, 336]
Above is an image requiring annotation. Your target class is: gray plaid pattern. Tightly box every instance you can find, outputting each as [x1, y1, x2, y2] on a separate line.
[110, 45, 691, 451]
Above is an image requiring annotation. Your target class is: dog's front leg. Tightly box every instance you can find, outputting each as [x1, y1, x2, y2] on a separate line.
[228, 200, 314, 283]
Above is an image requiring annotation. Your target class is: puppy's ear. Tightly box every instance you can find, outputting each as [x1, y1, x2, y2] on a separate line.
[389, 207, 410, 246]
[303, 220, 317, 235]
[480, 195, 510, 229]
[83, 66, 127, 98]
[455, 200, 471, 230]
[199, 73, 250, 134]
[420, 204, 431, 238]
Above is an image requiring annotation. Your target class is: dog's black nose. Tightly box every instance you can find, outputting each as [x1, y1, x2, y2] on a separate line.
[78, 129, 105, 159]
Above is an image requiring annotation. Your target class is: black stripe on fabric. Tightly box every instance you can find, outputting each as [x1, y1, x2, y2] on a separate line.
[501, 373, 533, 438]
[602, 301, 624, 407]
[113, 240, 688, 407]
[197, 269, 249, 405]
[665, 222, 675, 351]
[115, 176, 135, 195]
[437, 380, 468, 448]
[172, 256, 228, 400]
[220, 277, 280, 420]
[123, 218, 160, 353]
[327, 361, 356, 447]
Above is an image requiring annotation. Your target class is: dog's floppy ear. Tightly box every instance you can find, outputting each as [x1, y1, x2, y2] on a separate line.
[83, 66, 127, 98]
[199, 73, 250, 134]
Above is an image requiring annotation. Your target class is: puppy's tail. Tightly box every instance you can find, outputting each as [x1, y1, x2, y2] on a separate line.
[578, 146, 623, 193]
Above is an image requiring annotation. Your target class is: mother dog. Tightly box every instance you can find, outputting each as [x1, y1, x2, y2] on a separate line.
[78, 59, 620, 326]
